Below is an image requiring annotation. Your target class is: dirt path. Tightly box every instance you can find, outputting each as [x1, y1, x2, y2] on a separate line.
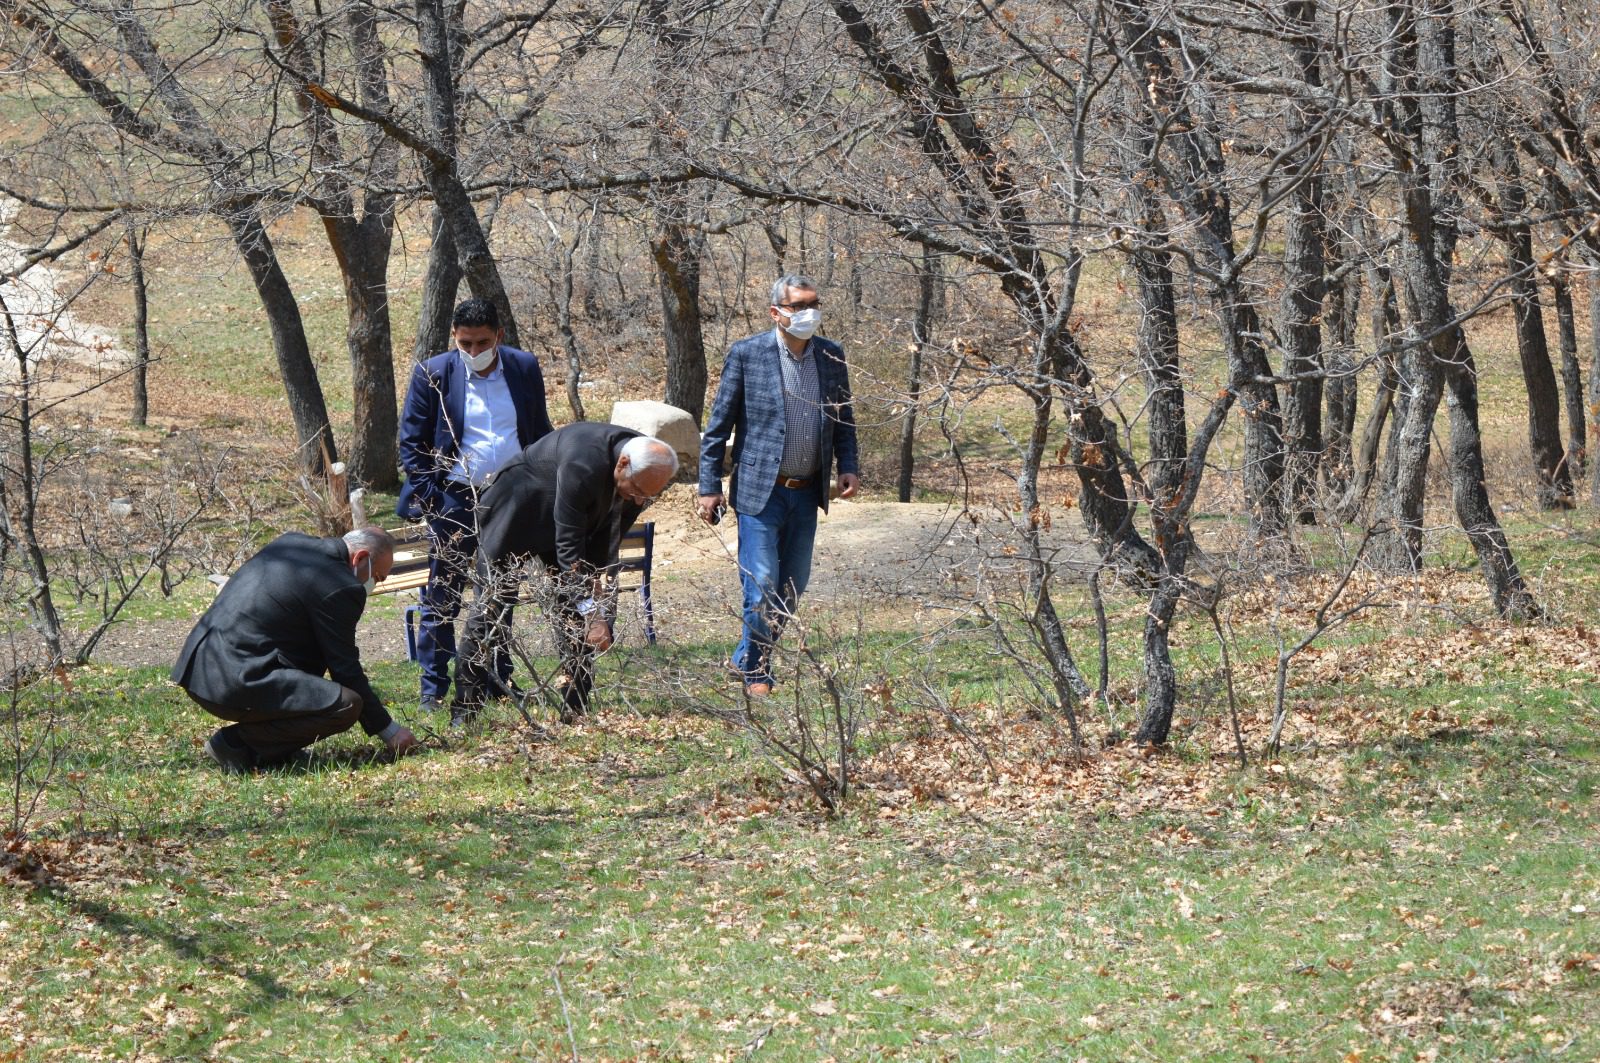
[88, 492, 1097, 672]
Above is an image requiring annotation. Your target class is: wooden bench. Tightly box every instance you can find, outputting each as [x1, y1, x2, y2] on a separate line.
[370, 524, 431, 597]
[374, 522, 658, 655]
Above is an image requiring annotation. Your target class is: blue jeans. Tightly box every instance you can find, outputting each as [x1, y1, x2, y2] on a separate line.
[733, 483, 820, 685]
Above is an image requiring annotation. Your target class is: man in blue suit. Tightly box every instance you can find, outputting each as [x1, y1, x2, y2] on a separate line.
[698, 274, 860, 696]
[397, 297, 554, 711]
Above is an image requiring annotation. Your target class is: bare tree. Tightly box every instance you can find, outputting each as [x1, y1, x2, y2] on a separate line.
[1109, 0, 1291, 542]
[124, 219, 150, 429]
[1370, 0, 1537, 618]
[0, 0, 342, 475]
[265, 0, 404, 489]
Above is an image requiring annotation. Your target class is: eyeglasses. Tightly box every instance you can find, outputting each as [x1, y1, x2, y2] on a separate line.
[776, 298, 821, 311]
[619, 483, 657, 509]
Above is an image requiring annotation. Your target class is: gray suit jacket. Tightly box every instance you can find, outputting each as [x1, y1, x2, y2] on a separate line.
[699, 330, 859, 516]
[170, 533, 391, 735]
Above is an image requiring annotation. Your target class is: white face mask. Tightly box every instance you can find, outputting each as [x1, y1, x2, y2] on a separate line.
[358, 557, 376, 595]
[780, 307, 821, 340]
[461, 345, 498, 373]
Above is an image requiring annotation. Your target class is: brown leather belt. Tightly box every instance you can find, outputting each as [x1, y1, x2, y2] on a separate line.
[775, 476, 812, 489]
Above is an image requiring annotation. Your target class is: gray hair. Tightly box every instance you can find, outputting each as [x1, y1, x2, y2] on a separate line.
[621, 435, 679, 478]
[343, 526, 395, 562]
[770, 273, 818, 307]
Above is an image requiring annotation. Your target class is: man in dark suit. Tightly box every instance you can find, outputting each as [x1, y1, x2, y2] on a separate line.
[397, 298, 555, 713]
[172, 528, 419, 772]
[452, 423, 678, 724]
[697, 274, 860, 696]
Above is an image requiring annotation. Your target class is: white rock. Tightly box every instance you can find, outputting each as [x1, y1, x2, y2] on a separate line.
[609, 400, 700, 474]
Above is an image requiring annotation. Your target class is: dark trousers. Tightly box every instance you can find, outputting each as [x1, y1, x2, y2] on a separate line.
[417, 495, 511, 700]
[188, 684, 362, 761]
[454, 556, 596, 720]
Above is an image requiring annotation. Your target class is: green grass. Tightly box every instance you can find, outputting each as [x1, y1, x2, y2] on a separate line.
[3, 601, 1597, 1062]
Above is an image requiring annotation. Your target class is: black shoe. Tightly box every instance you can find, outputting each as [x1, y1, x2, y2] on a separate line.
[419, 696, 446, 714]
[257, 747, 313, 771]
[448, 701, 481, 729]
[204, 730, 256, 774]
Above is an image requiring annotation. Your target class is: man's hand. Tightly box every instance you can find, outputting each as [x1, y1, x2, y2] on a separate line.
[838, 473, 860, 499]
[585, 620, 613, 652]
[697, 493, 726, 524]
[385, 726, 420, 757]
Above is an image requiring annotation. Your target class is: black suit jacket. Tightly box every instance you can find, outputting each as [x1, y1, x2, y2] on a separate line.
[476, 422, 645, 583]
[170, 533, 392, 735]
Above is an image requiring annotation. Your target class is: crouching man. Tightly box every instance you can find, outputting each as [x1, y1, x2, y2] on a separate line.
[172, 527, 419, 772]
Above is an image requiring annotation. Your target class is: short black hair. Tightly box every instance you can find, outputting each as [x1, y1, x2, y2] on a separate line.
[452, 297, 500, 331]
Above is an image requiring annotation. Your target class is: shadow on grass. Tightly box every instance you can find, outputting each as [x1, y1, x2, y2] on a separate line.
[22, 801, 579, 1054]
[1386, 729, 1600, 763]
[30, 883, 293, 1056]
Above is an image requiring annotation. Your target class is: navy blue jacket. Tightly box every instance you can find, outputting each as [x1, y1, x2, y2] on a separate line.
[396, 347, 555, 519]
[699, 331, 859, 516]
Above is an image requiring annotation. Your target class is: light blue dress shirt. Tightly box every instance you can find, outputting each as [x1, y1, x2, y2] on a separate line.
[448, 350, 521, 487]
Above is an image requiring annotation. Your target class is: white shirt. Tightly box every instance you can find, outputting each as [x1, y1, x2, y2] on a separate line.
[448, 351, 521, 486]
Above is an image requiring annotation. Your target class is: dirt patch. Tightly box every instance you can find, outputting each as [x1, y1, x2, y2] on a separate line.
[0, 197, 132, 382]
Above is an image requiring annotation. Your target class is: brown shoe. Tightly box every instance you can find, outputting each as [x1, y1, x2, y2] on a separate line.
[744, 681, 773, 698]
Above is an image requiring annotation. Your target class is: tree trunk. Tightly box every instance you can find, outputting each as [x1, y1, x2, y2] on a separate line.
[645, 0, 709, 425]
[414, 0, 519, 347]
[1131, 192, 1187, 508]
[1590, 266, 1600, 506]
[829, 0, 1157, 574]
[334, 233, 398, 489]
[1126, 167, 1192, 746]
[1134, 388, 1234, 746]
[1491, 137, 1572, 508]
[1322, 137, 1362, 498]
[267, 0, 399, 490]
[1279, 0, 1327, 525]
[653, 225, 707, 424]
[1336, 261, 1400, 521]
[0, 295, 66, 665]
[1136, 543, 1187, 746]
[36, 0, 337, 474]
[126, 221, 150, 428]
[1440, 332, 1541, 618]
[899, 247, 936, 503]
[414, 207, 462, 363]
[1114, 2, 1287, 540]
[1372, 0, 1537, 618]
[1322, 275, 1358, 499]
[1371, 0, 1444, 574]
[1551, 271, 1586, 486]
[556, 238, 585, 421]
[223, 209, 337, 473]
